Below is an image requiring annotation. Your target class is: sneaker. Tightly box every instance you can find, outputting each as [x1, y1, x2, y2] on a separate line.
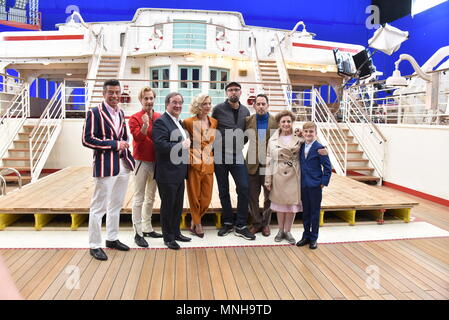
[234, 227, 256, 240]
[218, 224, 234, 237]
[274, 230, 284, 242]
[284, 232, 296, 245]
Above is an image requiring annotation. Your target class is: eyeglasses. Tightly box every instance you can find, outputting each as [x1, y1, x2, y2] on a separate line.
[226, 88, 241, 92]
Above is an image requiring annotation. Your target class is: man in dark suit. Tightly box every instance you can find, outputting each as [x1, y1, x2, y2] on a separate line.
[153, 92, 191, 250]
[296, 122, 332, 250]
[82, 79, 135, 261]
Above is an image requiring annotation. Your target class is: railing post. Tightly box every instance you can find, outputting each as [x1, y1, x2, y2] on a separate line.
[311, 89, 316, 122]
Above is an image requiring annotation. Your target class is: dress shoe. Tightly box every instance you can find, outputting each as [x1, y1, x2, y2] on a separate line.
[261, 226, 271, 237]
[175, 234, 192, 242]
[190, 225, 204, 238]
[309, 240, 318, 250]
[164, 240, 180, 250]
[105, 239, 130, 251]
[90, 248, 108, 261]
[296, 237, 311, 247]
[249, 226, 261, 235]
[134, 234, 149, 248]
[143, 231, 163, 238]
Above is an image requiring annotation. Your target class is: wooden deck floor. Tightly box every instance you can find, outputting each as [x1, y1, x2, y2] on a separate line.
[0, 168, 448, 300]
[1, 237, 448, 300]
[0, 166, 418, 230]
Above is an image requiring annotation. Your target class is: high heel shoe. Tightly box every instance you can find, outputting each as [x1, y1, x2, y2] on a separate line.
[190, 224, 205, 238]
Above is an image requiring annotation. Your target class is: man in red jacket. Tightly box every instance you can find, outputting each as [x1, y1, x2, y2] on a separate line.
[129, 87, 163, 247]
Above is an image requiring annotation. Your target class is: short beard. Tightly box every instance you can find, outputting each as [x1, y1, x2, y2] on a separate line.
[228, 96, 239, 103]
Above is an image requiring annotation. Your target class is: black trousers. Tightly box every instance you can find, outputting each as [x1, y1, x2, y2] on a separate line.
[157, 181, 185, 242]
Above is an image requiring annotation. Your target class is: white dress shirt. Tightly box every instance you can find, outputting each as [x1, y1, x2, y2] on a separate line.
[304, 140, 316, 158]
[166, 111, 187, 140]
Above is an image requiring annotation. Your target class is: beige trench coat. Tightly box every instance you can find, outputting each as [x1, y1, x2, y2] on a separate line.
[264, 129, 303, 205]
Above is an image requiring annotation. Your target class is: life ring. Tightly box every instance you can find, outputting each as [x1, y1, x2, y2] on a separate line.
[247, 95, 256, 106]
[120, 92, 131, 104]
[215, 31, 230, 52]
[149, 29, 163, 49]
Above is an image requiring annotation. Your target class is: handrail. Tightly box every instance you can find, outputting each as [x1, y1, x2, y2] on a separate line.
[343, 90, 385, 178]
[347, 92, 387, 143]
[0, 73, 24, 81]
[86, 26, 105, 107]
[249, 32, 263, 93]
[29, 84, 62, 138]
[0, 83, 28, 160]
[0, 167, 22, 190]
[0, 175, 5, 195]
[274, 33, 292, 108]
[29, 83, 65, 182]
[118, 26, 130, 79]
[312, 88, 347, 175]
[274, 33, 292, 85]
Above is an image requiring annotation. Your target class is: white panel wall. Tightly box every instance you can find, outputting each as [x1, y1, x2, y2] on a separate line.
[380, 124, 449, 200]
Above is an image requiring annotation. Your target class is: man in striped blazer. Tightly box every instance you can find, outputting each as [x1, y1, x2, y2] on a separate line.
[82, 79, 135, 261]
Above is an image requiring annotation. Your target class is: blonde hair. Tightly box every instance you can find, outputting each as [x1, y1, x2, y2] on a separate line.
[189, 94, 211, 115]
[138, 86, 156, 101]
[303, 121, 317, 130]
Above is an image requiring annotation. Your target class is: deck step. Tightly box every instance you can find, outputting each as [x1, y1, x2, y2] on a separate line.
[2, 175, 32, 182]
[347, 175, 380, 182]
[347, 166, 374, 171]
[0, 166, 31, 171]
[2, 157, 30, 162]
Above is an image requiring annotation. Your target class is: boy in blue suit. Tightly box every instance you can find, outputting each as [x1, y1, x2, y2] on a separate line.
[297, 122, 332, 249]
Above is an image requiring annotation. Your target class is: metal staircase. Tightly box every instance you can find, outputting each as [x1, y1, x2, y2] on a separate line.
[311, 88, 383, 184]
[0, 83, 65, 187]
[88, 55, 121, 107]
[250, 33, 290, 113]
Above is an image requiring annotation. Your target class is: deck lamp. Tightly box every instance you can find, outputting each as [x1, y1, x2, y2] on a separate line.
[386, 54, 439, 110]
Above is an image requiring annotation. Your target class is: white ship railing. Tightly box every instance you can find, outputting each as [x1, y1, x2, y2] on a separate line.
[343, 91, 386, 179]
[0, 81, 29, 162]
[344, 67, 449, 125]
[311, 88, 347, 175]
[29, 83, 65, 182]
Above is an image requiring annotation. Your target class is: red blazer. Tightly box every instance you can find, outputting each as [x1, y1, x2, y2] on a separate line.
[129, 109, 161, 162]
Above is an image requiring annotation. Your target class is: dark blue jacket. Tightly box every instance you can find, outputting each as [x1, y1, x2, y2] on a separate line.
[300, 140, 332, 188]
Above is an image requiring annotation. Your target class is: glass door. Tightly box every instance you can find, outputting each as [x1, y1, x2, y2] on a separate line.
[209, 68, 229, 106]
[178, 66, 202, 119]
[150, 66, 170, 114]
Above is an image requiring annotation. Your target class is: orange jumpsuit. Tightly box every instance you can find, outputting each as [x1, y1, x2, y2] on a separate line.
[183, 116, 218, 225]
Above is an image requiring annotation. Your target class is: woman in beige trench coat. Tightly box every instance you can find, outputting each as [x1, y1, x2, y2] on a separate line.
[264, 110, 302, 244]
[265, 111, 327, 244]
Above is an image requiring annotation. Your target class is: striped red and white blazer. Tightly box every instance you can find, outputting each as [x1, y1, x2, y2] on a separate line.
[82, 103, 135, 177]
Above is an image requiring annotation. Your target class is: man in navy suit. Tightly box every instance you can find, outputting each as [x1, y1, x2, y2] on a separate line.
[153, 92, 192, 250]
[296, 122, 332, 249]
[82, 79, 135, 261]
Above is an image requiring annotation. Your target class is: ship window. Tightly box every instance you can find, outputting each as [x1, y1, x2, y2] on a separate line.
[209, 68, 229, 105]
[210, 70, 217, 90]
[209, 68, 229, 90]
[180, 68, 188, 88]
[173, 19, 207, 50]
[150, 66, 171, 114]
